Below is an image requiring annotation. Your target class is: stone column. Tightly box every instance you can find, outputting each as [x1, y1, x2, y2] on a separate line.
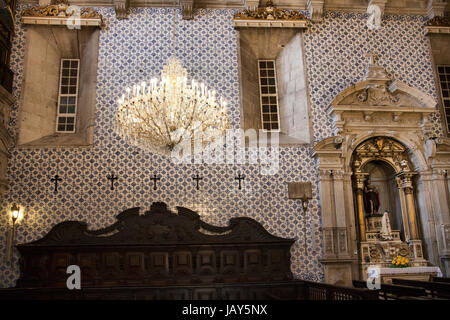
[395, 176, 411, 241]
[354, 173, 368, 241]
[398, 172, 419, 240]
[318, 169, 336, 258]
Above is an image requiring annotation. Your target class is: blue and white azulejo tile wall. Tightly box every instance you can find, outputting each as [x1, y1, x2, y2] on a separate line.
[0, 6, 442, 287]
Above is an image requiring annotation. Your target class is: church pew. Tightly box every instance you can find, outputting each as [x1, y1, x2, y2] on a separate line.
[0, 280, 379, 300]
[432, 277, 450, 283]
[302, 280, 378, 300]
[391, 278, 450, 299]
[0, 202, 380, 300]
[352, 280, 428, 300]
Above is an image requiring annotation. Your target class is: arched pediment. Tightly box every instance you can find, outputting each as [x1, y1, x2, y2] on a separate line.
[326, 56, 437, 142]
[328, 56, 436, 111]
[329, 79, 436, 110]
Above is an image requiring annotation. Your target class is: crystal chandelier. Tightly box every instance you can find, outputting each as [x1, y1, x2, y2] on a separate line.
[116, 10, 229, 155]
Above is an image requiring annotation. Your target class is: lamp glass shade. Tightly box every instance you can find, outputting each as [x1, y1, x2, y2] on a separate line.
[11, 204, 20, 220]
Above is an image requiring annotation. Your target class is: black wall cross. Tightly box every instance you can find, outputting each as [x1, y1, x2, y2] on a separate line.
[106, 173, 118, 191]
[50, 174, 62, 193]
[150, 174, 161, 190]
[235, 173, 245, 190]
[193, 174, 203, 190]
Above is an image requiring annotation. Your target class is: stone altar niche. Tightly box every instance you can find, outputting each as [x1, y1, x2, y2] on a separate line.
[313, 54, 450, 285]
[353, 137, 427, 272]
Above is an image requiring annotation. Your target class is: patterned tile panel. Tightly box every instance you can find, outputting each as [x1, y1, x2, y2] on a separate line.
[0, 6, 443, 287]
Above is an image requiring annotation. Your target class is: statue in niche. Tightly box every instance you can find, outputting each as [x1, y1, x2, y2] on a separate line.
[380, 211, 393, 240]
[363, 180, 380, 216]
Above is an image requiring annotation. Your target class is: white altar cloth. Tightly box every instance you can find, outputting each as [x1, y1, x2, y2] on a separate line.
[377, 266, 442, 277]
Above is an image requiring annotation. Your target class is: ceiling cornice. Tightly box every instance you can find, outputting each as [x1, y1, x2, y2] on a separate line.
[16, 0, 450, 18]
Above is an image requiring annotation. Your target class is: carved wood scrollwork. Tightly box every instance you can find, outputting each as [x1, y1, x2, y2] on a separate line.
[15, 202, 295, 289]
[22, 202, 293, 246]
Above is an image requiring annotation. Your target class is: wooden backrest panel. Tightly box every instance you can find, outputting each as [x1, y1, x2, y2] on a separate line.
[16, 202, 295, 288]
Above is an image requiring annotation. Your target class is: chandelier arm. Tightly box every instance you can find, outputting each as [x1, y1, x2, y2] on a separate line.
[139, 101, 167, 141]
[184, 98, 198, 132]
[128, 100, 167, 146]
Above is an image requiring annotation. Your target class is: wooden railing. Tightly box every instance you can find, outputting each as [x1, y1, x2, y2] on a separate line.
[353, 280, 429, 300]
[302, 280, 379, 300]
[392, 278, 450, 299]
[433, 277, 450, 283]
[0, 280, 380, 300]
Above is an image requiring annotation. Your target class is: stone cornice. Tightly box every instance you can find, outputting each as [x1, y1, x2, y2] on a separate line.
[425, 15, 450, 34]
[233, 0, 308, 28]
[21, 0, 103, 26]
[17, 0, 450, 17]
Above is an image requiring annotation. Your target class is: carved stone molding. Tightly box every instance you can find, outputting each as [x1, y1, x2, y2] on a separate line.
[180, 0, 194, 20]
[426, 0, 448, 19]
[21, 0, 103, 26]
[327, 54, 436, 139]
[15, 0, 444, 16]
[307, 0, 324, 22]
[114, 0, 130, 20]
[425, 14, 450, 34]
[368, 0, 388, 17]
[244, 0, 259, 11]
[425, 137, 450, 170]
[322, 227, 349, 258]
[353, 137, 412, 174]
[332, 169, 344, 181]
[233, 0, 308, 28]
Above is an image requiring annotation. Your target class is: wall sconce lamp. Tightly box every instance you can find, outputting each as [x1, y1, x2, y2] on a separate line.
[288, 182, 313, 252]
[6, 203, 21, 263]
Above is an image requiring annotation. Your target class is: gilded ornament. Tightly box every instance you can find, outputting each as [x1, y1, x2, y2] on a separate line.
[233, 0, 307, 21]
[426, 16, 450, 27]
[21, 0, 102, 19]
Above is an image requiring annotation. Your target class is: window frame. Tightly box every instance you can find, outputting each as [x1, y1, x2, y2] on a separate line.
[437, 65, 450, 135]
[56, 58, 80, 133]
[257, 59, 280, 132]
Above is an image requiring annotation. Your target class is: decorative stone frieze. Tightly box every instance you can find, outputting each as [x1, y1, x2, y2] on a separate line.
[425, 15, 450, 34]
[327, 54, 436, 140]
[426, 0, 447, 19]
[180, 0, 194, 20]
[244, 0, 259, 11]
[368, 0, 388, 17]
[114, 0, 130, 20]
[233, 0, 308, 28]
[307, 0, 324, 22]
[21, 0, 102, 26]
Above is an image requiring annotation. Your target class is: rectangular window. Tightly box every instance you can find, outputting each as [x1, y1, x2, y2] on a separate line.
[258, 60, 280, 131]
[56, 59, 79, 133]
[437, 65, 450, 134]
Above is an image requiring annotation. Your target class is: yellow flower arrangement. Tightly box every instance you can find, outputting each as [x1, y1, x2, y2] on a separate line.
[390, 255, 410, 268]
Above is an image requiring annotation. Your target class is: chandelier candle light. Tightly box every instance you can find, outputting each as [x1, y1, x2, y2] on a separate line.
[116, 6, 230, 155]
[116, 58, 229, 155]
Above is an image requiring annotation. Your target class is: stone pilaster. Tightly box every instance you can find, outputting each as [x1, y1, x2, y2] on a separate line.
[180, 0, 194, 20]
[114, 0, 130, 20]
[245, 0, 260, 11]
[427, 0, 448, 19]
[368, 0, 388, 17]
[307, 0, 324, 22]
